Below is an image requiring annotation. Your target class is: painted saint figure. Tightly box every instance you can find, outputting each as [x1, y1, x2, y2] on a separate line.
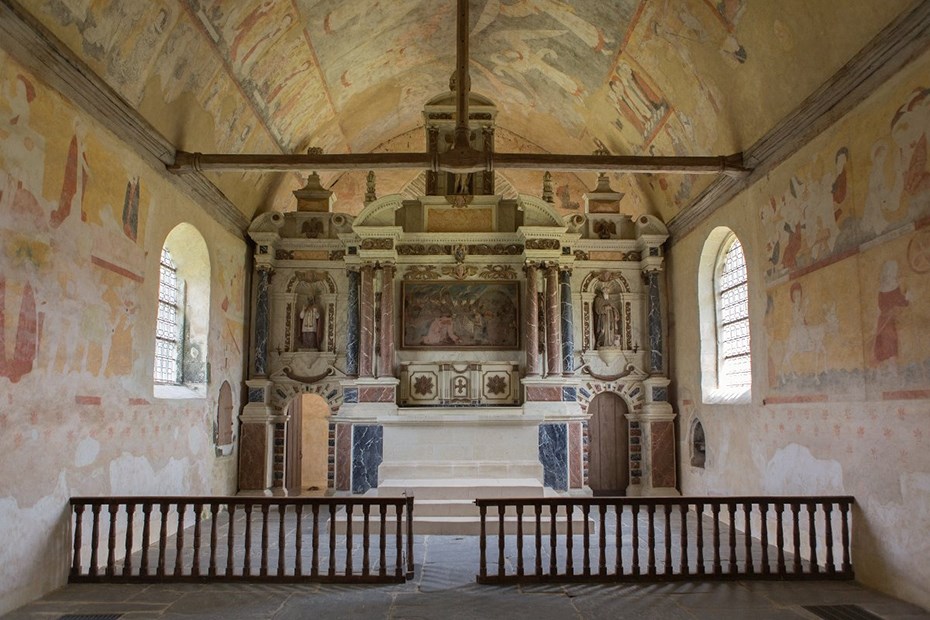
[299, 302, 321, 350]
[873, 260, 910, 363]
[593, 289, 621, 348]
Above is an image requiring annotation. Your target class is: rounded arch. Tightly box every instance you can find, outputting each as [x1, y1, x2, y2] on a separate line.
[689, 417, 706, 468]
[581, 270, 632, 294]
[154, 223, 210, 397]
[215, 381, 235, 453]
[698, 227, 752, 404]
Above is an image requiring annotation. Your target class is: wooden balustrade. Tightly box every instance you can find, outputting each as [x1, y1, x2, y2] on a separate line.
[69, 496, 414, 584]
[475, 496, 854, 584]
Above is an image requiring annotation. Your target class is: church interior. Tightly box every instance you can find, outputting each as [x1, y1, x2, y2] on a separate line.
[1, 0, 929, 615]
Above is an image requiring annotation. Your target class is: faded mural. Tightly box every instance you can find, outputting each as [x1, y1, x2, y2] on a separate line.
[0, 51, 246, 614]
[761, 75, 930, 399]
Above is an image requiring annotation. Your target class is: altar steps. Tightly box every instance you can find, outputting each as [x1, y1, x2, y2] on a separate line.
[333, 478, 589, 535]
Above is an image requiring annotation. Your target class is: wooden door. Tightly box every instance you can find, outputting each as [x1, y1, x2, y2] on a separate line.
[587, 392, 629, 495]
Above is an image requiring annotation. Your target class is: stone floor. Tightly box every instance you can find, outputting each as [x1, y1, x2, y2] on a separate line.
[6, 535, 929, 619]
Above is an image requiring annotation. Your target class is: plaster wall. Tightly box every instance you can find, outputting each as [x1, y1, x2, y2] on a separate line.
[0, 50, 248, 614]
[667, 47, 930, 609]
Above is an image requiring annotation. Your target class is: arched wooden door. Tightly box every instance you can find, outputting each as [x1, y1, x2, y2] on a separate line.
[587, 392, 629, 495]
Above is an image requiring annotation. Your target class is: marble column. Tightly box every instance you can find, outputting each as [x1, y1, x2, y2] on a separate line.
[378, 263, 395, 378]
[524, 263, 540, 376]
[359, 264, 375, 378]
[646, 269, 663, 374]
[253, 266, 271, 376]
[559, 267, 574, 374]
[545, 263, 562, 377]
[345, 269, 360, 377]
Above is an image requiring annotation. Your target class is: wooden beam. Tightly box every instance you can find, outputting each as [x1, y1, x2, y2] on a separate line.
[168, 150, 749, 176]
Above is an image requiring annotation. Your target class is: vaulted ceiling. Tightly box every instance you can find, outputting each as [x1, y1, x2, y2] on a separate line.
[20, 0, 913, 224]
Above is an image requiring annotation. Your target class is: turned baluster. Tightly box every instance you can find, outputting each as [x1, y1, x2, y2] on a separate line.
[743, 502, 753, 576]
[679, 503, 689, 576]
[295, 504, 304, 577]
[497, 504, 506, 577]
[759, 502, 770, 575]
[71, 503, 85, 578]
[208, 503, 219, 577]
[106, 503, 119, 577]
[631, 503, 641, 576]
[277, 504, 287, 577]
[123, 503, 136, 576]
[225, 503, 236, 577]
[140, 503, 152, 577]
[89, 503, 102, 578]
[362, 503, 371, 577]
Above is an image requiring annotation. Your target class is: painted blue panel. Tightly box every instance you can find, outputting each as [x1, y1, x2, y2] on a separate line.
[248, 388, 264, 403]
[352, 425, 383, 494]
[562, 387, 577, 402]
[343, 387, 359, 403]
[560, 270, 574, 373]
[254, 269, 270, 375]
[538, 423, 568, 491]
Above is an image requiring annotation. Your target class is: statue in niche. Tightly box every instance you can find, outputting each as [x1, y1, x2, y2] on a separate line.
[593, 288, 621, 349]
[299, 301, 322, 350]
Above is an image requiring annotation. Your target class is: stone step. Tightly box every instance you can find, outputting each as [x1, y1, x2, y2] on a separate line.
[332, 511, 591, 536]
[377, 477, 547, 500]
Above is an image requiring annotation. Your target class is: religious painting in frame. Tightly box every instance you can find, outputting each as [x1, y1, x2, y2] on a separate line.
[401, 281, 521, 350]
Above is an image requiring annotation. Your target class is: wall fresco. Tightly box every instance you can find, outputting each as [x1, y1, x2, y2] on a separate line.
[0, 51, 246, 615]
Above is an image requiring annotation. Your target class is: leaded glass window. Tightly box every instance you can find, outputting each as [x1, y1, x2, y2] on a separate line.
[716, 238, 751, 388]
[154, 247, 180, 383]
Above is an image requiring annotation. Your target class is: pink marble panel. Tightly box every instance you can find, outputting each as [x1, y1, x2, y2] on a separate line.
[525, 386, 562, 401]
[545, 266, 561, 376]
[525, 264, 539, 376]
[569, 421, 582, 488]
[335, 424, 351, 491]
[379, 264, 395, 377]
[359, 265, 375, 377]
[359, 386, 395, 402]
[650, 420, 676, 489]
[238, 423, 267, 491]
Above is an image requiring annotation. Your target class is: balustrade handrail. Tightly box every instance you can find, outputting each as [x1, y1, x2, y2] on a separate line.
[475, 495, 855, 507]
[69, 495, 415, 584]
[475, 495, 854, 584]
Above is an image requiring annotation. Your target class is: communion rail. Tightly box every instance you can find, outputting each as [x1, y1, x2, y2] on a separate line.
[475, 496, 854, 584]
[69, 496, 414, 584]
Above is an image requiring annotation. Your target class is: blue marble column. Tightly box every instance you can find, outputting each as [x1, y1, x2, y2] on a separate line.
[253, 266, 271, 376]
[559, 268, 574, 374]
[539, 424, 568, 491]
[345, 269, 360, 377]
[351, 425, 383, 494]
[646, 269, 663, 374]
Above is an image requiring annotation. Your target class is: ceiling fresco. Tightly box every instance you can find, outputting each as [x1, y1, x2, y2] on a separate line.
[27, 0, 913, 224]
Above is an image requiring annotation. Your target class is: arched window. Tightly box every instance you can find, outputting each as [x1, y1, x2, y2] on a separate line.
[716, 238, 751, 388]
[699, 228, 751, 403]
[154, 248, 181, 384]
[153, 224, 210, 399]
